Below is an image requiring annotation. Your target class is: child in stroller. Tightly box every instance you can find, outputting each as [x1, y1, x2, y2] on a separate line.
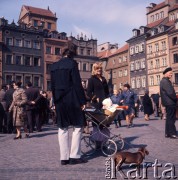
[81, 98, 125, 156]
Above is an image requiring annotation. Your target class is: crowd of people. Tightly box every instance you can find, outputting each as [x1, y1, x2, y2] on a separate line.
[0, 43, 177, 166]
[0, 81, 54, 139]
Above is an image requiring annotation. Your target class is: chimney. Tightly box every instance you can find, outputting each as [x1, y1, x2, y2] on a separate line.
[150, 3, 157, 7]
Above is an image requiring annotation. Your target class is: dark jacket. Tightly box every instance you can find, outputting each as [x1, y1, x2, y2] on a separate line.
[160, 77, 177, 106]
[86, 75, 109, 109]
[51, 57, 86, 128]
[4, 88, 15, 111]
[121, 90, 138, 107]
[110, 93, 122, 105]
[142, 94, 154, 115]
[25, 87, 40, 111]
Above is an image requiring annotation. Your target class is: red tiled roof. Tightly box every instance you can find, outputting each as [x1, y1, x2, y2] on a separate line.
[147, 19, 165, 28]
[109, 44, 129, 57]
[97, 50, 112, 59]
[23, 5, 56, 18]
[147, 2, 167, 14]
[169, 4, 178, 12]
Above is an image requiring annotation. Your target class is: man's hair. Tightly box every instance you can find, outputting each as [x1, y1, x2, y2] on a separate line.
[123, 83, 130, 89]
[26, 81, 32, 87]
[62, 42, 77, 58]
[16, 81, 22, 88]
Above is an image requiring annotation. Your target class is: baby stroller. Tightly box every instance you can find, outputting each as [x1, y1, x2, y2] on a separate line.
[81, 106, 125, 157]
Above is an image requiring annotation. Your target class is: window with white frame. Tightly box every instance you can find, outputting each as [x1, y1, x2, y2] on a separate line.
[148, 45, 152, 54]
[150, 76, 154, 86]
[34, 41, 40, 49]
[24, 40, 31, 48]
[130, 47, 134, 55]
[155, 59, 160, 68]
[156, 13, 159, 20]
[162, 57, 167, 66]
[6, 54, 13, 64]
[119, 57, 122, 63]
[24, 56, 31, 66]
[135, 61, 140, 70]
[15, 56, 22, 65]
[156, 75, 161, 85]
[136, 78, 141, 88]
[139, 43, 144, 52]
[6, 37, 13, 46]
[141, 59, 146, 69]
[123, 69, 128, 76]
[15, 39, 22, 47]
[135, 46, 139, 53]
[34, 57, 40, 67]
[160, 11, 164, 18]
[142, 77, 146, 87]
[118, 70, 122, 77]
[149, 61, 153, 69]
[155, 43, 159, 52]
[151, 15, 154, 22]
[131, 62, 135, 71]
[131, 79, 135, 88]
[161, 41, 166, 50]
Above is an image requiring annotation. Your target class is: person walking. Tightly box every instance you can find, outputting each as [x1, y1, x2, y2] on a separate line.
[160, 67, 177, 139]
[51, 43, 87, 165]
[9, 81, 28, 139]
[142, 90, 154, 121]
[120, 84, 138, 128]
[0, 84, 6, 133]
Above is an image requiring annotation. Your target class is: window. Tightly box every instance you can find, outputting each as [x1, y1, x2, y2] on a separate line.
[6, 37, 13, 46]
[162, 57, 167, 66]
[55, 48, 60, 55]
[34, 77, 40, 87]
[24, 76, 31, 84]
[90, 64, 93, 71]
[149, 61, 153, 69]
[16, 75, 22, 82]
[113, 59, 115, 65]
[119, 57, 122, 63]
[46, 46, 51, 54]
[161, 41, 166, 50]
[131, 79, 135, 88]
[140, 43, 144, 52]
[34, 20, 38, 27]
[15, 56, 21, 65]
[174, 54, 178, 63]
[41, 22, 45, 28]
[160, 11, 164, 18]
[34, 57, 40, 66]
[156, 75, 161, 85]
[156, 13, 159, 20]
[131, 62, 135, 71]
[80, 49, 84, 55]
[135, 61, 140, 70]
[151, 15, 154, 22]
[33, 41, 40, 49]
[175, 73, 178, 84]
[123, 56, 127, 62]
[155, 43, 159, 52]
[130, 47, 134, 55]
[118, 70, 122, 77]
[113, 71, 116, 78]
[15, 39, 22, 47]
[46, 64, 51, 74]
[135, 46, 139, 53]
[83, 63, 87, 71]
[136, 78, 141, 88]
[150, 76, 154, 86]
[24, 56, 31, 66]
[6, 75, 13, 84]
[47, 22, 51, 29]
[155, 59, 160, 68]
[141, 59, 145, 69]
[123, 69, 128, 76]
[142, 77, 146, 87]
[6, 55, 12, 64]
[24, 40, 31, 48]
[47, 80, 51, 91]
[87, 49, 91, 56]
[148, 45, 152, 54]
[133, 31, 137, 36]
[172, 37, 178, 46]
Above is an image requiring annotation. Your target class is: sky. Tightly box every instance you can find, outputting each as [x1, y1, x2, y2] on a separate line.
[0, 0, 162, 47]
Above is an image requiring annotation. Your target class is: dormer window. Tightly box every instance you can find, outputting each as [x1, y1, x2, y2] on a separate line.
[159, 26, 164, 33]
[140, 28, 144, 34]
[133, 30, 137, 37]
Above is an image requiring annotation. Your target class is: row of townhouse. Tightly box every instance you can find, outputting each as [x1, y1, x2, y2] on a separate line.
[98, 0, 178, 98]
[0, 5, 99, 91]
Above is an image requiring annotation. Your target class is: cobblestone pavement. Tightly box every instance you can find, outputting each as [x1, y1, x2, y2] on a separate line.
[0, 112, 178, 180]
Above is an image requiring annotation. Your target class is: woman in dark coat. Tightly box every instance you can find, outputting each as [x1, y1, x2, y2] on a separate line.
[87, 62, 109, 109]
[142, 90, 153, 120]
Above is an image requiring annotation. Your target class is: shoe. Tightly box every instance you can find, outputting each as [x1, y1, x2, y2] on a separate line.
[61, 160, 69, 165]
[13, 135, 22, 140]
[169, 135, 178, 139]
[69, 158, 88, 165]
[25, 134, 30, 138]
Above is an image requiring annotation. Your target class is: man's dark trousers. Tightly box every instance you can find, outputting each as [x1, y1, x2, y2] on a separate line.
[165, 106, 177, 136]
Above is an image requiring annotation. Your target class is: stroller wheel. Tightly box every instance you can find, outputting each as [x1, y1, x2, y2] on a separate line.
[112, 135, 124, 151]
[101, 139, 117, 156]
[81, 136, 96, 156]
